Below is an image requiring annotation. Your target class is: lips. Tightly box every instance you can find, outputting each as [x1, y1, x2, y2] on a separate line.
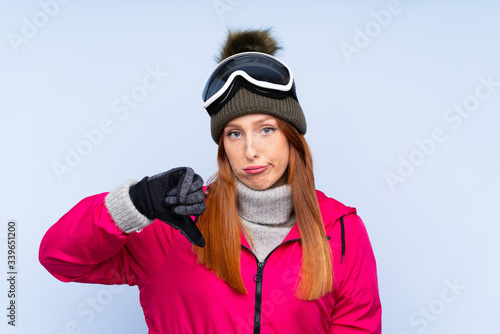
[243, 165, 269, 174]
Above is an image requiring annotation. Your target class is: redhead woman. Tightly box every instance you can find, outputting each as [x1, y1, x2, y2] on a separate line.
[39, 29, 382, 333]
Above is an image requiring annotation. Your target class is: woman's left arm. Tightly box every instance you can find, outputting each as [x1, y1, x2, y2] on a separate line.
[330, 215, 382, 334]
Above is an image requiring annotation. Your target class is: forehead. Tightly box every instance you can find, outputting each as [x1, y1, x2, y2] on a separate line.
[225, 114, 278, 127]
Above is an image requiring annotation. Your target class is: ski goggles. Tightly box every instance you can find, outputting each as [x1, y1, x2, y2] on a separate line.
[201, 52, 297, 115]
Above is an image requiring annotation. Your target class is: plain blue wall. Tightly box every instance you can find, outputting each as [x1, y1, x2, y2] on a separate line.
[1, 1, 499, 333]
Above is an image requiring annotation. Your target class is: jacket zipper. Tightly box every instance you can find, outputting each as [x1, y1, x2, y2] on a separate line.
[242, 239, 300, 334]
[253, 261, 264, 334]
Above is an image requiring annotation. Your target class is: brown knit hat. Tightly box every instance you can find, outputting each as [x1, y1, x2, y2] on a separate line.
[210, 87, 306, 143]
[204, 29, 307, 143]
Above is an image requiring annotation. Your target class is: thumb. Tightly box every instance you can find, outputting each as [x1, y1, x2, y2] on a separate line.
[179, 216, 205, 247]
[163, 215, 205, 247]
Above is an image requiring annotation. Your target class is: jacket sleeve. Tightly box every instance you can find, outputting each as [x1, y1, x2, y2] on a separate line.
[330, 214, 382, 333]
[39, 186, 176, 286]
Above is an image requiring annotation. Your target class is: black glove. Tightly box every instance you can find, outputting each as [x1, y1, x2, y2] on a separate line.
[129, 167, 206, 247]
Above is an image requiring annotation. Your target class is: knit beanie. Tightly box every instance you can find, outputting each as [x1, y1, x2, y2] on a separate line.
[205, 29, 307, 143]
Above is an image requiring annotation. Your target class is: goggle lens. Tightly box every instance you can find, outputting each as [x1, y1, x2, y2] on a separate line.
[202, 53, 292, 103]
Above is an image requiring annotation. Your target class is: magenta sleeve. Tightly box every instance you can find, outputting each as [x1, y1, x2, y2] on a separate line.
[330, 215, 382, 333]
[39, 193, 175, 286]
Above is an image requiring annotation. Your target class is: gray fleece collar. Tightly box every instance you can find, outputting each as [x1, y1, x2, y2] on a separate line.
[236, 178, 294, 227]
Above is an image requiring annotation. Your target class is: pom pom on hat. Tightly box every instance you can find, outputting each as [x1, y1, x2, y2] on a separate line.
[217, 29, 281, 62]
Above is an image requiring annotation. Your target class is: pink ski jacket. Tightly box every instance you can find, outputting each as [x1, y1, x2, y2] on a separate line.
[39, 190, 381, 333]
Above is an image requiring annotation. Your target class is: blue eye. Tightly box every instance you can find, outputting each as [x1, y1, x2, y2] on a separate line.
[227, 131, 241, 138]
[262, 127, 276, 134]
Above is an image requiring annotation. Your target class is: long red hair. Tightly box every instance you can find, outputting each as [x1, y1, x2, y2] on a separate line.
[194, 118, 333, 300]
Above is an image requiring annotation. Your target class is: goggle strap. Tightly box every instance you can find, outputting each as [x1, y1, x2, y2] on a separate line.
[206, 77, 297, 117]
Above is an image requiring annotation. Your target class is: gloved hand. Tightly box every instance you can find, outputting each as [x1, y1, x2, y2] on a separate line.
[129, 167, 206, 247]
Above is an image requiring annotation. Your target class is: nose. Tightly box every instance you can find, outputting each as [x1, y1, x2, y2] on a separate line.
[244, 134, 259, 161]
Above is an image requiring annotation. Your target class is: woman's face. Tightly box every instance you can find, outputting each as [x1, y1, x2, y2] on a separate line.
[223, 114, 290, 190]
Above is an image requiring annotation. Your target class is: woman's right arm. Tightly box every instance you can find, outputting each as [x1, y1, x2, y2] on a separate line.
[38, 180, 172, 286]
[39, 168, 206, 286]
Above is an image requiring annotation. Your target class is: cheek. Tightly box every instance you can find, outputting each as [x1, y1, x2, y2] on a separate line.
[223, 142, 240, 168]
[275, 138, 290, 167]
[225, 151, 235, 168]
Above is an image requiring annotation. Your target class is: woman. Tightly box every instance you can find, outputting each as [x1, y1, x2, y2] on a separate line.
[39, 29, 381, 333]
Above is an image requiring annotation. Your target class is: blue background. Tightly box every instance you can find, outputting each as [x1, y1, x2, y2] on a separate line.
[1, 1, 499, 333]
